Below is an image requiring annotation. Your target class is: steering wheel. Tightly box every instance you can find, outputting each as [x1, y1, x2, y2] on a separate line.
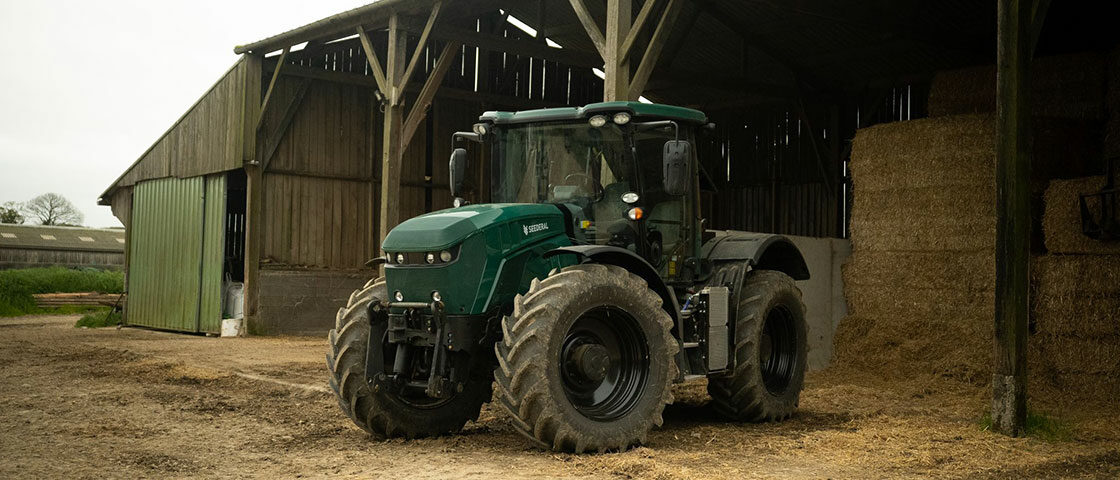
[561, 172, 605, 200]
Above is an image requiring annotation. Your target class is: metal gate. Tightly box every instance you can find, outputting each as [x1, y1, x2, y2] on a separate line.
[127, 174, 226, 333]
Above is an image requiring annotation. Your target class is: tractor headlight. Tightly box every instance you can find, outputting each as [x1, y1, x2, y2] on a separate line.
[440, 250, 452, 262]
[613, 112, 631, 125]
[396, 253, 406, 264]
[472, 123, 488, 135]
[589, 115, 607, 128]
[394, 291, 404, 302]
[431, 291, 442, 302]
[426, 253, 436, 264]
[385, 252, 392, 263]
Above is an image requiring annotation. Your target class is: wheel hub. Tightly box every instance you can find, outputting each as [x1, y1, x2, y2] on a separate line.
[569, 343, 611, 383]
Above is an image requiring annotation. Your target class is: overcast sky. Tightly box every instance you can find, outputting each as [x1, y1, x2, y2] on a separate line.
[0, 0, 371, 227]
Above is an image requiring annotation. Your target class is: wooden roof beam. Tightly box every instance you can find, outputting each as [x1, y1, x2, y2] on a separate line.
[401, 42, 461, 148]
[356, 25, 390, 95]
[256, 47, 289, 131]
[568, 0, 607, 58]
[397, 1, 443, 106]
[628, 0, 682, 100]
[399, 21, 602, 68]
[619, 0, 660, 62]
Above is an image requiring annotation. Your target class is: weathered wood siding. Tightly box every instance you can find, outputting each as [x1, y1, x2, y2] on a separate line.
[114, 59, 248, 188]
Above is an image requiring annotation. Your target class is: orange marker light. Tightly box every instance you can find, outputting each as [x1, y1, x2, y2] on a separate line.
[627, 207, 644, 221]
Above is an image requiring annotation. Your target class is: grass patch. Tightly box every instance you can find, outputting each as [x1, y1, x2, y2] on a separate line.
[980, 410, 1073, 441]
[0, 267, 123, 317]
[75, 309, 122, 328]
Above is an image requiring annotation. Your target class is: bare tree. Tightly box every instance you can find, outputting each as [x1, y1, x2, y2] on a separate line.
[23, 193, 84, 226]
[0, 201, 24, 224]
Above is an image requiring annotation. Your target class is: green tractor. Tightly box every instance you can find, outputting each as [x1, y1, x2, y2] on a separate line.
[327, 101, 810, 452]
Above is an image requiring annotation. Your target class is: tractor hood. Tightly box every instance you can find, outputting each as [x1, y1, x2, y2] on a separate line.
[382, 203, 565, 252]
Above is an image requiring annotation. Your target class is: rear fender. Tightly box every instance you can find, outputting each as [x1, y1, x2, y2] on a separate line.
[702, 232, 810, 281]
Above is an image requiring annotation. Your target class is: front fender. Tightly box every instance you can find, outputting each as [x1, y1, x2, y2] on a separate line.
[543, 245, 681, 322]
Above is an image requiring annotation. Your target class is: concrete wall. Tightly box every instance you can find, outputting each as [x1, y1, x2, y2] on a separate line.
[255, 269, 372, 335]
[787, 236, 851, 371]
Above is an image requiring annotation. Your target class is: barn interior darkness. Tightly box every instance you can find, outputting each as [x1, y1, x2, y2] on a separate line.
[239, 0, 1119, 242]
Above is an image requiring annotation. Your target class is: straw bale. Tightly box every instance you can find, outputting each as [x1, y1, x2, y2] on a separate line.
[1030, 334, 1120, 375]
[1032, 294, 1120, 336]
[850, 115, 994, 192]
[849, 217, 995, 252]
[834, 314, 990, 384]
[851, 186, 995, 223]
[1033, 254, 1120, 297]
[1042, 176, 1120, 254]
[842, 251, 995, 292]
[844, 285, 993, 321]
[928, 53, 1107, 120]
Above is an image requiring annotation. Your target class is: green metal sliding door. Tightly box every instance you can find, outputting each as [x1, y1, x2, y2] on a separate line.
[127, 174, 226, 333]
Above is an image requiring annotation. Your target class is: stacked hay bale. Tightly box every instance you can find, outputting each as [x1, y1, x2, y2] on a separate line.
[837, 52, 1120, 401]
[836, 114, 996, 384]
[1032, 177, 1120, 398]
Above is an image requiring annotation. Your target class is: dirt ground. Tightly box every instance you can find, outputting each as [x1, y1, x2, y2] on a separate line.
[2, 315, 1118, 479]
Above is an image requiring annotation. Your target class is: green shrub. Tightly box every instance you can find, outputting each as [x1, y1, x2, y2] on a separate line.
[0, 267, 124, 317]
[75, 309, 121, 328]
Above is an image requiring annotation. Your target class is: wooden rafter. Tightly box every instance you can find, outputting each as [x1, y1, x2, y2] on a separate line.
[257, 47, 289, 130]
[628, 0, 682, 100]
[619, 0, 659, 63]
[397, 1, 443, 106]
[260, 79, 312, 171]
[568, 0, 606, 58]
[401, 42, 461, 148]
[356, 25, 389, 95]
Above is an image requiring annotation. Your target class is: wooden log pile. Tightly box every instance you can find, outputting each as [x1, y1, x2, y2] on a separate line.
[33, 293, 125, 308]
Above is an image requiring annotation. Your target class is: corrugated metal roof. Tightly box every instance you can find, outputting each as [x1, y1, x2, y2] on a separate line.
[0, 224, 125, 253]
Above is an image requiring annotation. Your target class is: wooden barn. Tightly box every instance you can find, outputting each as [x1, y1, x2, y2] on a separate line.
[98, 2, 1119, 428]
[0, 224, 125, 270]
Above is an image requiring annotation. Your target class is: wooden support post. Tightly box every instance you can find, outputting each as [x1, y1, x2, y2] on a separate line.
[993, 0, 1032, 437]
[379, 14, 408, 248]
[604, 0, 632, 101]
[568, 0, 607, 58]
[628, 0, 682, 101]
[241, 54, 264, 332]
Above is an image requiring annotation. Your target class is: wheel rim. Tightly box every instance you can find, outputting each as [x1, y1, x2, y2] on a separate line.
[759, 304, 797, 395]
[559, 306, 649, 421]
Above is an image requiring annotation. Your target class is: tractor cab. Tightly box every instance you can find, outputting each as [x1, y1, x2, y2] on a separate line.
[451, 102, 706, 283]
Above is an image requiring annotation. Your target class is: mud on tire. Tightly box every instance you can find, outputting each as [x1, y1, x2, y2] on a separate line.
[708, 269, 807, 422]
[493, 264, 678, 453]
[326, 277, 491, 438]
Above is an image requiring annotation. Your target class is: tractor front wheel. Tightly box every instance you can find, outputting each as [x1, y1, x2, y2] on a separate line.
[494, 264, 678, 453]
[326, 277, 492, 438]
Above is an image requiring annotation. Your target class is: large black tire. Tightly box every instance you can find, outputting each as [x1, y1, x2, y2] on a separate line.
[708, 270, 807, 422]
[326, 277, 492, 438]
[494, 264, 678, 453]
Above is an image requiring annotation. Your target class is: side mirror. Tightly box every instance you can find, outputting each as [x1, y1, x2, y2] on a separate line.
[663, 140, 690, 196]
[449, 148, 468, 198]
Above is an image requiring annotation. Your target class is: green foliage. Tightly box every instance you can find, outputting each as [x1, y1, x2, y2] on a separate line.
[0, 201, 24, 224]
[0, 267, 123, 317]
[75, 309, 121, 328]
[979, 410, 1073, 442]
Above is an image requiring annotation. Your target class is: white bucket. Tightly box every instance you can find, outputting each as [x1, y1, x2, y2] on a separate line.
[224, 282, 245, 319]
[221, 317, 244, 337]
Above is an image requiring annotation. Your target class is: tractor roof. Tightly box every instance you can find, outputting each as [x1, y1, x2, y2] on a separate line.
[478, 101, 707, 126]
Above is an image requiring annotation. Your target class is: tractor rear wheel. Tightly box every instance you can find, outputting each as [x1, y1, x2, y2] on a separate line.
[494, 264, 677, 453]
[326, 277, 491, 438]
[708, 270, 807, 422]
